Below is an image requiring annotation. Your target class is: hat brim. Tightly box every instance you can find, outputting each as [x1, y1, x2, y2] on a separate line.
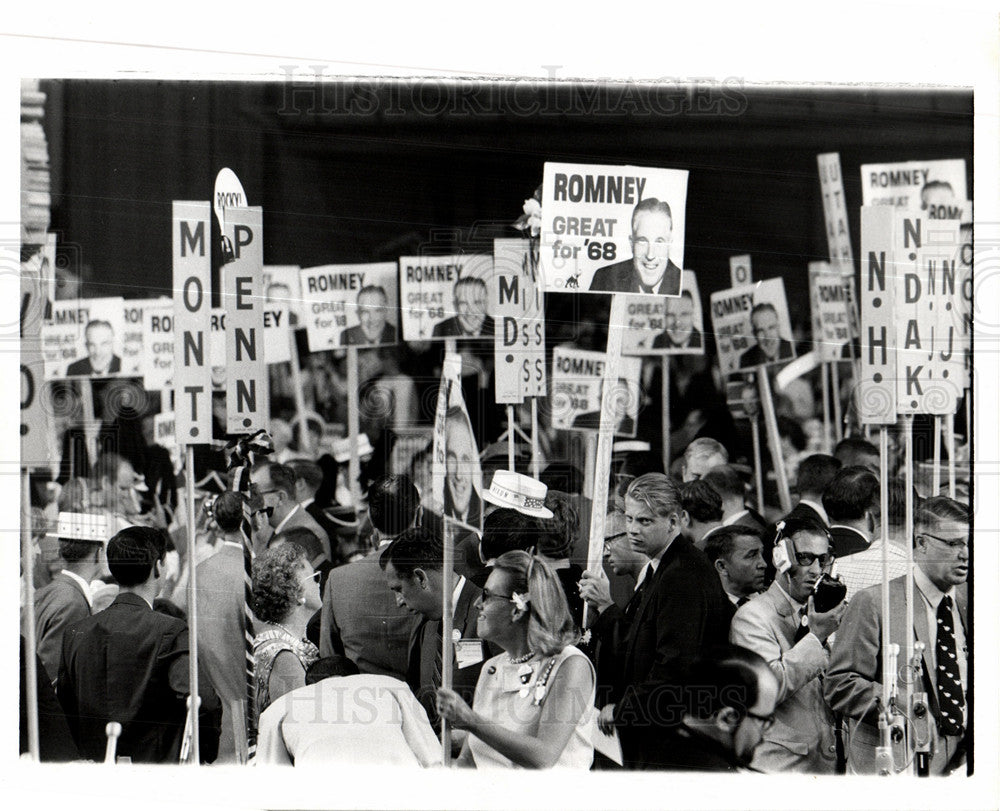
[482, 489, 553, 519]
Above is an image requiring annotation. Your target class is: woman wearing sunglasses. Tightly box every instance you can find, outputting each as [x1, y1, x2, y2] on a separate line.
[436, 550, 596, 768]
[250, 544, 322, 728]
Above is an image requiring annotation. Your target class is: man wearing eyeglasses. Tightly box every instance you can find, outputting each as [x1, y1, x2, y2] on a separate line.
[825, 496, 970, 775]
[588, 198, 682, 295]
[251, 463, 332, 565]
[729, 516, 846, 773]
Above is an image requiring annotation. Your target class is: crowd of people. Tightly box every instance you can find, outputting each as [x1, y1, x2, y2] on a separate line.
[21, 375, 972, 774]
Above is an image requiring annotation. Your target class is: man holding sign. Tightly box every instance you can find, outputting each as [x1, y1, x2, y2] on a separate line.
[589, 199, 681, 295]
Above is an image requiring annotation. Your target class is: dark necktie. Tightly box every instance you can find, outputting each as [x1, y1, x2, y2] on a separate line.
[736, 596, 750, 608]
[935, 595, 965, 736]
[625, 565, 655, 621]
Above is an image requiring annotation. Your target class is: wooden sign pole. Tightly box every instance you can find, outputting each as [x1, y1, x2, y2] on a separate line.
[346, 347, 362, 510]
[750, 418, 765, 514]
[932, 416, 943, 496]
[879, 428, 892, 710]
[506, 405, 516, 471]
[288, 330, 312, 456]
[947, 414, 957, 499]
[530, 398, 541, 480]
[21, 469, 40, 761]
[821, 362, 832, 454]
[184, 444, 200, 764]
[661, 357, 671, 473]
[830, 361, 843, 443]
[440, 516, 455, 766]
[757, 369, 792, 513]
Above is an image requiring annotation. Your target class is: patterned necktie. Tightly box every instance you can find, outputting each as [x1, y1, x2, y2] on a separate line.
[935, 595, 965, 736]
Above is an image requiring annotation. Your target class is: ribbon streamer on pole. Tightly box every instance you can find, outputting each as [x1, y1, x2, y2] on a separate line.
[226, 429, 274, 757]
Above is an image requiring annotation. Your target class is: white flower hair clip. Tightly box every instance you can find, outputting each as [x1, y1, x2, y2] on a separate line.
[511, 592, 530, 612]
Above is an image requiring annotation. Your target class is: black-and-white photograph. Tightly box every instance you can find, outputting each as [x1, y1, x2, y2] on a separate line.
[9, 12, 998, 811]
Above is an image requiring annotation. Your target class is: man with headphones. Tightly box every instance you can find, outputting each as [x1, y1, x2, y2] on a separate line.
[729, 516, 847, 773]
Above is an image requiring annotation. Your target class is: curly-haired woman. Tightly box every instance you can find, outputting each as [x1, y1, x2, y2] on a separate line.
[250, 544, 322, 726]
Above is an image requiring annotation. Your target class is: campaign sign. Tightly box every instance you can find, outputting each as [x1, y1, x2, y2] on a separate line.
[399, 254, 493, 341]
[42, 296, 127, 380]
[809, 265, 851, 361]
[21, 261, 50, 466]
[431, 352, 484, 533]
[729, 255, 752, 287]
[172, 201, 213, 443]
[710, 278, 795, 376]
[550, 347, 641, 437]
[154, 411, 177, 450]
[893, 213, 962, 415]
[956, 211, 972, 389]
[121, 298, 167, 377]
[621, 270, 705, 356]
[860, 159, 967, 211]
[299, 262, 399, 351]
[222, 206, 268, 433]
[141, 301, 175, 391]
[817, 153, 854, 269]
[492, 239, 546, 403]
[264, 265, 304, 327]
[539, 162, 688, 295]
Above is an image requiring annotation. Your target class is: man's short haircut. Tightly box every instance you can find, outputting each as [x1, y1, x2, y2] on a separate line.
[681, 480, 723, 523]
[368, 474, 420, 536]
[822, 466, 879, 522]
[779, 515, 831, 547]
[701, 464, 744, 500]
[886, 477, 921, 529]
[539, 463, 584, 495]
[631, 197, 672, 230]
[107, 525, 167, 587]
[287, 458, 324, 493]
[704, 526, 764, 566]
[305, 655, 360, 685]
[626, 472, 682, 519]
[795, 454, 842, 497]
[750, 302, 778, 322]
[263, 462, 297, 499]
[213, 491, 246, 533]
[679, 645, 772, 722]
[453, 275, 487, 296]
[271, 527, 325, 562]
[58, 537, 103, 564]
[379, 526, 443, 575]
[683, 437, 729, 467]
[357, 284, 388, 303]
[916, 495, 970, 535]
[834, 437, 879, 469]
[84, 319, 113, 336]
[480, 508, 546, 562]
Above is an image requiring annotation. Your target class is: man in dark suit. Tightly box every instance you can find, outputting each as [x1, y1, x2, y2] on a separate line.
[825, 497, 970, 775]
[782, 454, 842, 527]
[738, 303, 795, 368]
[252, 462, 332, 564]
[380, 526, 488, 735]
[287, 458, 342, 563]
[340, 285, 397, 347]
[589, 198, 682, 295]
[319, 475, 421, 680]
[822, 466, 878, 559]
[66, 320, 122, 376]
[57, 525, 221, 763]
[30, 514, 107, 684]
[608, 473, 734, 769]
[652, 289, 702, 349]
[431, 276, 495, 339]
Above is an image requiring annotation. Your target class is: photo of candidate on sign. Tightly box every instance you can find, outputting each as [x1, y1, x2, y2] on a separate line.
[860, 158, 967, 211]
[710, 278, 795, 376]
[299, 262, 399, 351]
[550, 347, 641, 437]
[399, 254, 494, 341]
[621, 270, 704, 356]
[43, 296, 127, 380]
[539, 162, 688, 295]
